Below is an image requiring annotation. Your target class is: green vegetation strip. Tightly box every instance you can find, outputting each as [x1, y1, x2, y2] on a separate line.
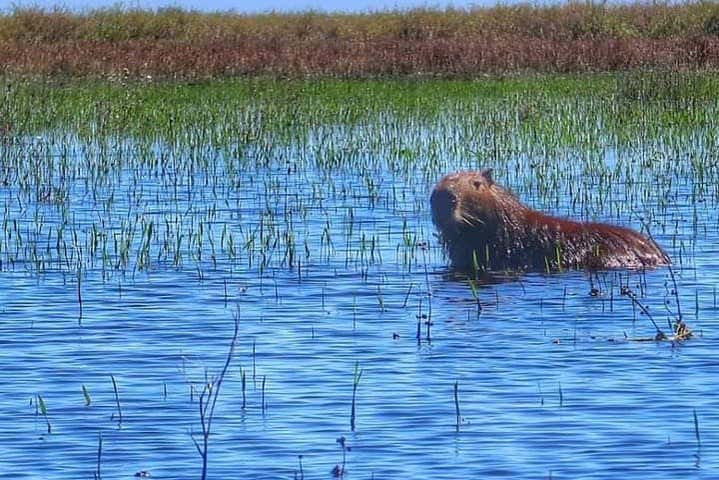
[3, 73, 719, 145]
[0, 73, 717, 278]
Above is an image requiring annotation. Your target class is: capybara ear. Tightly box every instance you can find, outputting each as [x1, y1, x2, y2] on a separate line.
[480, 168, 494, 185]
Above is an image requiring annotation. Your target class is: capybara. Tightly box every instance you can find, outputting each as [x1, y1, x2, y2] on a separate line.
[430, 169, 670, 272]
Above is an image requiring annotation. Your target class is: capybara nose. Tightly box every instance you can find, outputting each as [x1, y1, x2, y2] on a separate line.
[430, 187, 457, 227]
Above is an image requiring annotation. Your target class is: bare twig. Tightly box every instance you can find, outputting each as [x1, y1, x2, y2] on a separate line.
[667, 264, 683, 321]
[621, 286, 666, 340]
[95, 431, 103, 480]
[110, 375, 122, 428]
[454, 381, 461, 433]
[350, 362, 363, 432]
[192, 312, 240, 480]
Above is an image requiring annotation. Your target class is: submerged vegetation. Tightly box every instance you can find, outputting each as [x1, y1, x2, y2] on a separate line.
[1, 2, 719, 78]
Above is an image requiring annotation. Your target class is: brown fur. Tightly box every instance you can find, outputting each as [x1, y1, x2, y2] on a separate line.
[430, 170, 670, 272]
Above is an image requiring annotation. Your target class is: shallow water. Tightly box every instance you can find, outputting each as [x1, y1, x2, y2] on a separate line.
[1, 119, 718, 480]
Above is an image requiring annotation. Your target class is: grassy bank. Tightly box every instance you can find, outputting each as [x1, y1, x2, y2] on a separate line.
[1, 3, 719, 78]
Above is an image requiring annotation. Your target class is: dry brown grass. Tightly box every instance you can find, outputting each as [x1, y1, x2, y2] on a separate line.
[1, 3, 719, 78]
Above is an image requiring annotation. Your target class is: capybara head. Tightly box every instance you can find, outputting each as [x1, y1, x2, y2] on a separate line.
[430, 169, 504, 237]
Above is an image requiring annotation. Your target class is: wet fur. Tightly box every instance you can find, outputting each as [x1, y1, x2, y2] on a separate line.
[431, 170, 670, 272]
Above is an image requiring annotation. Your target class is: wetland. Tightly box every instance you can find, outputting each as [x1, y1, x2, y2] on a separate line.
[1, 73, 718, 478]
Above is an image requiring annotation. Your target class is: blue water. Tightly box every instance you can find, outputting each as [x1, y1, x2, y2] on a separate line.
[0, 130, 717, 479]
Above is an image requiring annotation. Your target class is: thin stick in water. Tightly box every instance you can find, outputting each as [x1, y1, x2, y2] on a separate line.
[77, 268, 83, 325]
[350, 361, 363, 432]
[668, 264, 683, 321]
[261, 375, 267, 412]
[96, 431, 103, 480]
[111, 375, 122, 428]
[454, 381, 461, 433]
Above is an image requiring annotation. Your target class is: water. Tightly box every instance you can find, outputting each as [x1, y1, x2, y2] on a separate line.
[0, 128, 717, 480]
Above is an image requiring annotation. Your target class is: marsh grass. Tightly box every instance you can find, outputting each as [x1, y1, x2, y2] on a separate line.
[0, 73, 717, 282]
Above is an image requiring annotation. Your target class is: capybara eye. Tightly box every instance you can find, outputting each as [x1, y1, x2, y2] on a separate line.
[472, 181, 481, 189]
